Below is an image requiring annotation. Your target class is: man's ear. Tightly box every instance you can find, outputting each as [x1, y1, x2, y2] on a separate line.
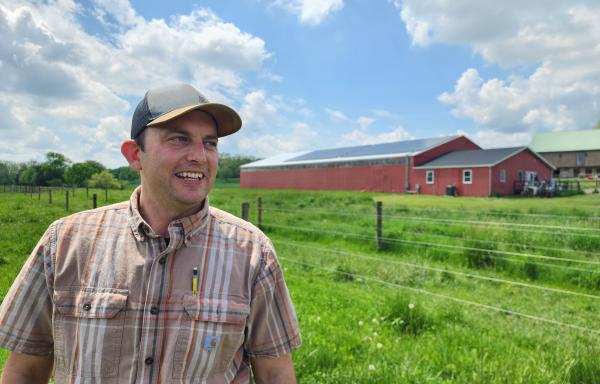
[121, 140, 142, 171]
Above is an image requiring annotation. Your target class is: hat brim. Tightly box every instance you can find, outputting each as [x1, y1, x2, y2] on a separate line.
[146, 103, 242, 137]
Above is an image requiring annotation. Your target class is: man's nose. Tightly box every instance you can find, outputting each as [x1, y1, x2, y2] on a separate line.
[185, 142, 208, 163]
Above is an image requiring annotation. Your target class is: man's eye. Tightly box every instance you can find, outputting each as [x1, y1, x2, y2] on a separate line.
[171, 136, 189, 143]
[204, 141, 218, 149]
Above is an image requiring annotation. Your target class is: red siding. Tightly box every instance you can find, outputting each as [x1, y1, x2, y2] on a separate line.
[414, 167, 490, 196]
[491, 149, 553, 195]
[413, 136, 480, 166]
[241, 164, 408, 192]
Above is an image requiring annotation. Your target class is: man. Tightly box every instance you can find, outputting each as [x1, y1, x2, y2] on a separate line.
[0, 84, 301, 383]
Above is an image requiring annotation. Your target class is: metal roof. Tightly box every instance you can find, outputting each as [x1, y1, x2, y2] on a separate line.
[530, 129, 600, 152]
[415, 147, 526, 168]
[414, 147, 555, 170]
[242, 136, 462, 168]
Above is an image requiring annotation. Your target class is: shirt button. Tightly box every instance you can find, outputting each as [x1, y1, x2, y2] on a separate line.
[158, 257, 166, 265]
[150, 306, 159, 315]
[82, 303, 91, 311]
[145, 357, 154, 365]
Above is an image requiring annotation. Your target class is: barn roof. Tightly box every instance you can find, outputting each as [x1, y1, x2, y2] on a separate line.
[414, 147, 556, 169]
[530, 129, 600, 152]
[241, 135, 462, 168]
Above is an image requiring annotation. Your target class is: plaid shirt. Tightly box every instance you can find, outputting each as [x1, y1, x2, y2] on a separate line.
[0, 188, 301, 383]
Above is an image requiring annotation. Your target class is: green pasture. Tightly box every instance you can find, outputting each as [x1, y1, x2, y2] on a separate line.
[1, 186, 600, 383]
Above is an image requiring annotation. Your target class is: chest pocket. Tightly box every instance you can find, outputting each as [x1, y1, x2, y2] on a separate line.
[172, 295, 250, 380]
[53, 289, 128, 378]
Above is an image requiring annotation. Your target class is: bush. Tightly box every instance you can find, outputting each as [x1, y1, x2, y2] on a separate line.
[386, 294, 431, 335]
[331, 263, 355, 282]
[523, 259, 540, 280]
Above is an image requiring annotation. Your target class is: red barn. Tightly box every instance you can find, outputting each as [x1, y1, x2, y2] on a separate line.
[240, 135, 479, 193]
[413, 147, 555, 196]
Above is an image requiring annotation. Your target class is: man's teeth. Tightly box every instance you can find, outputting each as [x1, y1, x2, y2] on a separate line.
[177, 172, 205, 180]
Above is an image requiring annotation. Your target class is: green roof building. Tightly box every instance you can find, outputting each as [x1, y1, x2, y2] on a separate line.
[530, 129, 600, 178]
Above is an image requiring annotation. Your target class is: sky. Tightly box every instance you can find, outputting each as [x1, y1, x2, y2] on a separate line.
[2, 0, 600, 168]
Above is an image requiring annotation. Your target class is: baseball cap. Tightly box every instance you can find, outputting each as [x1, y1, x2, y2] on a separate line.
[131, 84, 242, 139]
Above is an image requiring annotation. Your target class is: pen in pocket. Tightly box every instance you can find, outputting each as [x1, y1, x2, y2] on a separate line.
[192, 267, 198, 297]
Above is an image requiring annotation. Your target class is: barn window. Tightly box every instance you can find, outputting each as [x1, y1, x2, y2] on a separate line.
[426, 170, 434, 184]
[463, 169, 472, 184]
[499, 169, 506, 183]
[517, 171, 523, 181]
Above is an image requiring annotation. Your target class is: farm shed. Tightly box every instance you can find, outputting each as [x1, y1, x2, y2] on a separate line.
[240, 135, 480, 192]
[530, 129, 600, 178]
[413, 147, 556, 196]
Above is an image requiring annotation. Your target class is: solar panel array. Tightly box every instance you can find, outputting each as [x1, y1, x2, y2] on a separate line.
[285, 136, 454, 163]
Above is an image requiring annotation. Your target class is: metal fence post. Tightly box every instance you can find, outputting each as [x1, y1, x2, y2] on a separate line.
[93, 193, 97, 209]
[376, 201, 382, 251]
[65, 191, 69, 211]
[49, 189, 52, 204]
[242, 202, 250, 221]
[105, 188, 108, 202]
[257, 197, 262, 228]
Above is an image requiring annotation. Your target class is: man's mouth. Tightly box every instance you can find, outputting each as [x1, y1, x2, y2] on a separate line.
[175, 171, 205, 180]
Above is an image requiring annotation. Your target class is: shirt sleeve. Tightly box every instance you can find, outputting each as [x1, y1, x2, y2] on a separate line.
[244, 240, 301, 357]
[0, 224, 54, 356]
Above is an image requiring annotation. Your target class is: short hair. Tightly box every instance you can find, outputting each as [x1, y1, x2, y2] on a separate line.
[134, 130, 146, 152]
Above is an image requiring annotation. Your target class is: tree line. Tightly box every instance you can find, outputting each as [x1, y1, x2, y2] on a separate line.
[0, 152, 257, 189]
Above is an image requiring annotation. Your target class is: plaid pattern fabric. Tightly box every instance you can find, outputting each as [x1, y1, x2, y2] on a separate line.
[0, 188, 301, 383]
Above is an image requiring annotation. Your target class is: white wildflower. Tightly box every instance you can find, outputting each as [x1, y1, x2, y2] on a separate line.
[373, 332, 378, 337]
[368, 364, 376, 371]
[408, 303, 415, 310]
[377, 342, 383, 349]
[358, 320, 364, 326]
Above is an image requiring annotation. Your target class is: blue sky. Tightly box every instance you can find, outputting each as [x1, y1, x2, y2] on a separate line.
[2, 0, 599, 167]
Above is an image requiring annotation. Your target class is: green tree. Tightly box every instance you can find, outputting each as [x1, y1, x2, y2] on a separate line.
[86, 170, 121, 189]
[0, 161, 23, 185]
[41, 152, 72, 185]
[18, 163, 40, 185]
[110, 166, 140, 186]
[217, 153, 258, 179]
[64, 161, 105, 186]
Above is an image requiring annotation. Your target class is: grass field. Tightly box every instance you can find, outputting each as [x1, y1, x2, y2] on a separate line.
[1, 186, 600, 383]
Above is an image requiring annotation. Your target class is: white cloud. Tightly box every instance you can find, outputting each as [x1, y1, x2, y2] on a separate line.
[272, 0, 344, 25]
[340, 126, 413, 146]
[325, 108, 351, 122]
[394, 0, 600, 138]
[238, 122, 318, 157]
[465, 129, 532, 149]
[357, 116, 375, 130]
[0, 1, 271, 167]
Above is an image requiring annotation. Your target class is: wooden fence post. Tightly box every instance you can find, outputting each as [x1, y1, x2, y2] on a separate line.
[257, 197, 262, 228]
[376, 201, 382, 251]
[105, 188, 108, 202]
[49, 189, 52, 204]
[65, 191, 69, 211]
[242, 202, 250, 221]
[93, 194, 97, 209]
[38, 186, 41, 200]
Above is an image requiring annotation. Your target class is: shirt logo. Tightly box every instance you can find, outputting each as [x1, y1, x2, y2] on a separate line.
[205, 335, 219, 352]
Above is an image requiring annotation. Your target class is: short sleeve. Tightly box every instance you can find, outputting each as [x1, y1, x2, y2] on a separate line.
[244, 241, 301, 357]
[0, 224, 54, 356]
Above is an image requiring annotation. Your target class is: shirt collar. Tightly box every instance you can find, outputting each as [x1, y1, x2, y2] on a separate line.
[128, 186, 211, 248]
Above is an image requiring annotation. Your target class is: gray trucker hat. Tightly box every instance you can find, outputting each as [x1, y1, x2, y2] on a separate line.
[131, 84, 242, 139]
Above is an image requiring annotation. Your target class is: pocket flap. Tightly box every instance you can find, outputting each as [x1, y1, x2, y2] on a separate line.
[182, 295, 249, 325]
[54, 289, 128, 319]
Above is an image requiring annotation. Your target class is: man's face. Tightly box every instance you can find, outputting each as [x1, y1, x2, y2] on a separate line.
[137, 110, 219, 217]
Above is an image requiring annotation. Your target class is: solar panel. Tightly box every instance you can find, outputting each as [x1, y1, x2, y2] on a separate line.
[286, 136, 453, 162]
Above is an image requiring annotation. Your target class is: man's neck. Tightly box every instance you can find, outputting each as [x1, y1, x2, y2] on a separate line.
[138, 190, 203, 236]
